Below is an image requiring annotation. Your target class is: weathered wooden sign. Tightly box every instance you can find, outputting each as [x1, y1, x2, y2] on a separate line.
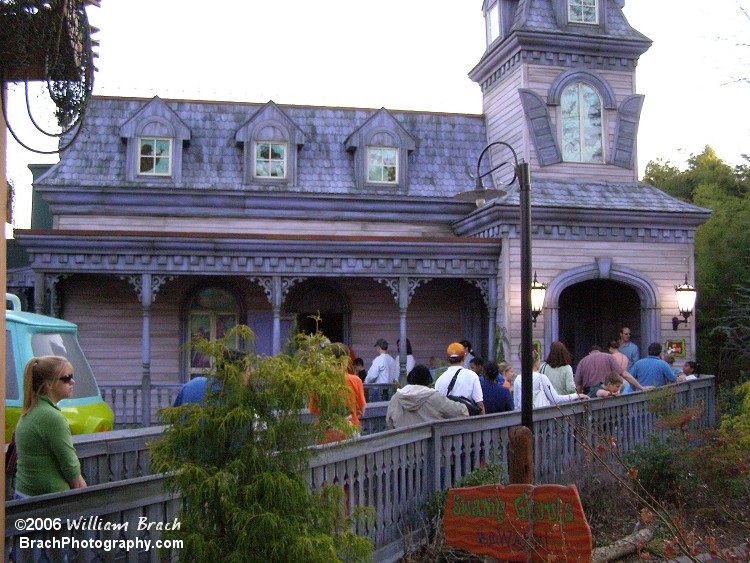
[443, 483, 592, 562]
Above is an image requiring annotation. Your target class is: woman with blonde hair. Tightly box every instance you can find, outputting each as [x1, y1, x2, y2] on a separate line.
[14, 356, 87, 497]
[497, 362, 515, 390]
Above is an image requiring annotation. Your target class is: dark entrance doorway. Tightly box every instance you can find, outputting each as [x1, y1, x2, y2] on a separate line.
[296, 313, 344, 343]
[558, 279, 640, 368]
[286, 279, 351, 345]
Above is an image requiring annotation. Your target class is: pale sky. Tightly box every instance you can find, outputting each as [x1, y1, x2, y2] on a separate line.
[5, 0, 749, 231]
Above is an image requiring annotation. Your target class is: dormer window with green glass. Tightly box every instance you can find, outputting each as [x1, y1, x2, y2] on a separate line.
[568, 0, 597, 24]
[254, 142, 287, 179]
[367, 147, 398, 183]
[138, 138, 172, 176]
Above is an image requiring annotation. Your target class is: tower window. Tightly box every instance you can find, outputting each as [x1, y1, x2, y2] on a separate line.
[568, 0, 598, 24]
[561, 82, 603, 163]
[486, 2, 500, 45]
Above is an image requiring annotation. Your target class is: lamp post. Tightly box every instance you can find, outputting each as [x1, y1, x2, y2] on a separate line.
[456, 141, 535, 431]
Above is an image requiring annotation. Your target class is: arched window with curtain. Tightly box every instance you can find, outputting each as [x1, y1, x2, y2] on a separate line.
[561, 82, 603, 163]
[187, 287, 240, 378]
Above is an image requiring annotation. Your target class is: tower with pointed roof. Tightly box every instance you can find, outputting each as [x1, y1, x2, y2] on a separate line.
[470, 0, 651, 180]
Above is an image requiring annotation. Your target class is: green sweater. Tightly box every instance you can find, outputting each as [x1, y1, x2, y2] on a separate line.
[15, 396, 81, 496]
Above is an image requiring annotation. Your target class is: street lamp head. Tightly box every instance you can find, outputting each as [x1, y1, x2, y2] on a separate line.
[531, 271, 547, 326]
[672, 274, 697, 331]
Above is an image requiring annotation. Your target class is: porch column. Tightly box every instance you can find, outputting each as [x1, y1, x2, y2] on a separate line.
[140, 273, 152, 428]
[398, 276, 408, 385]
[249, 276, 304, 355]
[121, 274, 173, 427]
[33, 271, 45, 314]
[271, 276, 282, 355]
[488, 277, 498, 360]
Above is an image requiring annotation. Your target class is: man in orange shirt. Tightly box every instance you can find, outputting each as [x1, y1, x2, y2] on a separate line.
[309, 343, 366, 442]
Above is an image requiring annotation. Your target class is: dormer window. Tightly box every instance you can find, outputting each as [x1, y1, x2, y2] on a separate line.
[345, 108, 416, 193]
[568, 0, 597, 24]
[561, 82, 603, 162]
[254, 142, 287, 179]
[235, 101, 305, 187]
[139, 138, 172, 176]
[367, 147, 397, 183]
[119, 96, 191, 184]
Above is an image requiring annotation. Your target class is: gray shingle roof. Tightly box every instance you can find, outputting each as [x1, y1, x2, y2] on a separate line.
[41, 97, 488, 199]
[40, 96, 707, 216]
[514, 0, 650, 41]
[496, 179, 711, 214]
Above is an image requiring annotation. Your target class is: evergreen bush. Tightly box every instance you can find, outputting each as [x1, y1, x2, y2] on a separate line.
[151, 325, 372, 562]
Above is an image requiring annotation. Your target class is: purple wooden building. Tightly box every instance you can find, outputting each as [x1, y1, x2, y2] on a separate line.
[9, 0, 710, 387]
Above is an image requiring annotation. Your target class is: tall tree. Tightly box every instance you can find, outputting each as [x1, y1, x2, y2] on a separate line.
[643, 147, 750, 378]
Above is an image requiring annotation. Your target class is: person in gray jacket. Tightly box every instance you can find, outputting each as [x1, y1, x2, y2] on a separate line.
[386, 365, 468, 429]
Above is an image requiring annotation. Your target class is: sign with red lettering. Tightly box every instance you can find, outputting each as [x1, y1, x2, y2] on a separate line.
[443, 484, 592, 562]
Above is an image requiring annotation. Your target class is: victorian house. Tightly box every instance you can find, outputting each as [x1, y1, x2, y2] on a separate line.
[9, 0, 710, 388]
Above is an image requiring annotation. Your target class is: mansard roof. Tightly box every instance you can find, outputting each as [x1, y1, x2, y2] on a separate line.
[39, 96, 487, 198]
[514, 0, 649, 41]
[517, 179, 712, 214]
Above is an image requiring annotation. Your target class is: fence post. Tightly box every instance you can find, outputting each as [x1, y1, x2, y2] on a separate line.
[427, 424, 442, 493]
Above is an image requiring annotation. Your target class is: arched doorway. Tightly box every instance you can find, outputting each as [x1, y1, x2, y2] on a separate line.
[285, 279, 351, 344]
[558, 279, 640, 367]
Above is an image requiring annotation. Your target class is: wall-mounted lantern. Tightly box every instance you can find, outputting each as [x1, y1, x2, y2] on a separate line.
[531, 271, 547, 326]
[672, 275, 697, 331]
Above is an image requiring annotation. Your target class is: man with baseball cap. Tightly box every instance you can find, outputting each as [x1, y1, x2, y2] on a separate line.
[434, 342, 485, 414]
[364, 338, 399, 385]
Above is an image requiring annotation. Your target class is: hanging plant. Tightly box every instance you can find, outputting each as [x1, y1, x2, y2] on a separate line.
[0, 0, 97, 152]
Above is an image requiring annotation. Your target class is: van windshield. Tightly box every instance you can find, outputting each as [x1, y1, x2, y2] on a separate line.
[31, 333, 99, 399]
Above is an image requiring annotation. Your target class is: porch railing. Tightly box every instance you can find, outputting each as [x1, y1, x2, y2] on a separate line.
[100, 383, 396, 428]
[7, 378, 716, 562]
[99, 384, 182, 427]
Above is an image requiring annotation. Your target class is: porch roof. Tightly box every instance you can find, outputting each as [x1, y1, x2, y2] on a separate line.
[14, 229, 501, 278]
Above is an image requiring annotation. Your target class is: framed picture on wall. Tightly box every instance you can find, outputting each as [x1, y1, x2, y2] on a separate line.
[665, 339, 686, 357]
[517, 340, 543, 360]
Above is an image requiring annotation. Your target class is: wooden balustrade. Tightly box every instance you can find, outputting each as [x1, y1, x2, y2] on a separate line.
[6, 378, 716, 562]
[99, 383, 394, 428]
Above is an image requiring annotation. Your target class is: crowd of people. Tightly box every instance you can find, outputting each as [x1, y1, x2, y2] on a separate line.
[381, 327, 699, 430]
[10, 328, 700, 499]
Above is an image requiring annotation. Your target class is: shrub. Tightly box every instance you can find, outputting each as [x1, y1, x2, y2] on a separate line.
[151, 326, 372, 562]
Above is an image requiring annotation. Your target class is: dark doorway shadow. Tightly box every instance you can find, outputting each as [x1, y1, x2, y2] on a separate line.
[559, 279, 640, 368]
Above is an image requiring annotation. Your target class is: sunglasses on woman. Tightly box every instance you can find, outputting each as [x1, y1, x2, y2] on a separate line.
[59, 374, 74, 384]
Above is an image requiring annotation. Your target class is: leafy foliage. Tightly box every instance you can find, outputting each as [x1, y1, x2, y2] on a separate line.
[643, 147, 750, 379]
[151, 325, 372, 562]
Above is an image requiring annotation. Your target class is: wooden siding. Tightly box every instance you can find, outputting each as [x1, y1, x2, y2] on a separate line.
[55, 216, 455, 237]
[524, 64, 638, 182]
[483, 64, 526, 171]
[501, 238, 696, 369]
[482, 60, 640, 182]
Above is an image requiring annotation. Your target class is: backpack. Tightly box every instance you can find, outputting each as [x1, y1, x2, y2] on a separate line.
[446, 368, 483, 416]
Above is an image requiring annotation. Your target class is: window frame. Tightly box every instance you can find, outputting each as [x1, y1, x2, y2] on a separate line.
[138, 137, 173, 176]
[560, 82, 604, 163]
[486, 1, 500, 46]
[366, 146, 399, 185]
[567, 0, 598, 24]
[253, 141, 288, 180]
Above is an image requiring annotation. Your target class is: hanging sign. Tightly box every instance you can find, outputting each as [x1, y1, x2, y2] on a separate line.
[443, 483, 592, 562]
